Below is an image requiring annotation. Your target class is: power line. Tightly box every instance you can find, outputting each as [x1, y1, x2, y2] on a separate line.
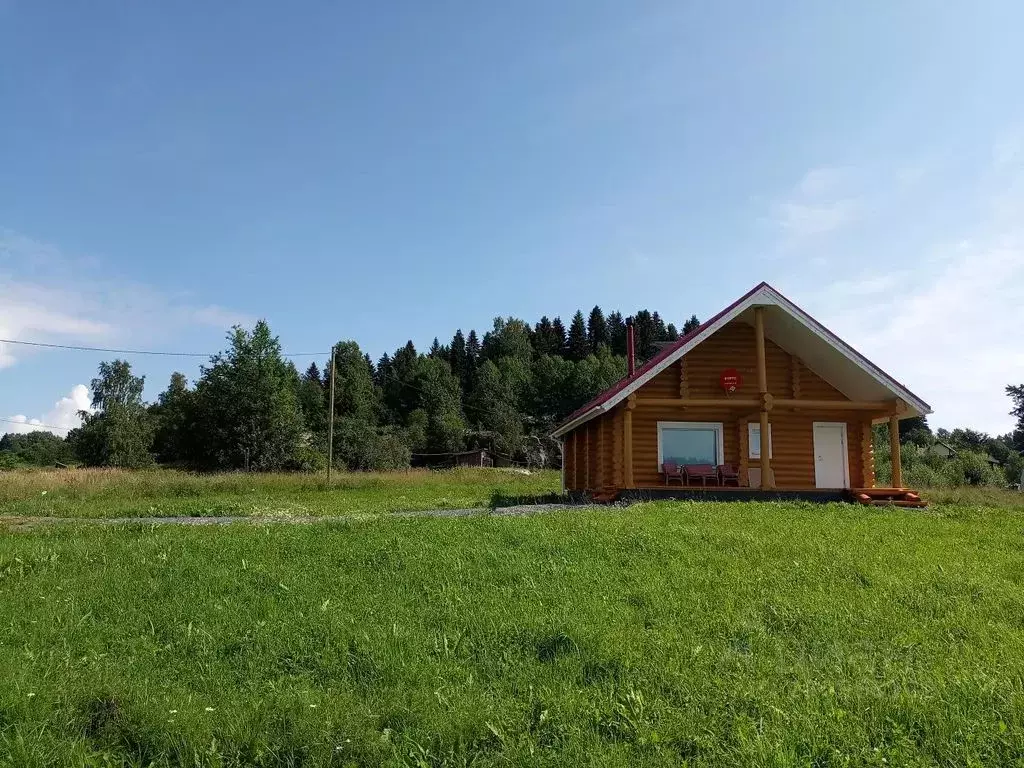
[0, 338, 327, 358]
[0, 417, 69, 432]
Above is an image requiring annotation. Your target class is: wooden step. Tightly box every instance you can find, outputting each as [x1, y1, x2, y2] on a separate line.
[849, 487, 927, 508]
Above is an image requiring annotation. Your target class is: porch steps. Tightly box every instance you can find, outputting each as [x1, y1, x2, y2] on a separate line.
[849, 488, 927, 509]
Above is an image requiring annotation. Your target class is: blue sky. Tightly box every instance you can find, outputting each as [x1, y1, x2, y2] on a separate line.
[2, 1, 1023, 435]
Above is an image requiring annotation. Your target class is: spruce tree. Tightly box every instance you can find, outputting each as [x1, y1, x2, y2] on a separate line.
[666, 323, 679, 341]
[587, 306, 608, 352]
[633, 310, 656, 360]
[330, 341, 377, 423]
[465, 330, 482, 393]
[381, 341, 419, 422]
[533, 317, 557, 356]
[651, 311, 668, 342]
[567, 310, 589, 362]
[449, 330, 468, 392]
[607, 311, 627, 355]
[683, 314, 701, 335]
[374, 353, 392, 389]
[550, 317, 568, 358]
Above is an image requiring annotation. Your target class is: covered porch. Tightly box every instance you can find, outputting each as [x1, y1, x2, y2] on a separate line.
[618, 306, 911, 491]
[616, 486, 926, 508]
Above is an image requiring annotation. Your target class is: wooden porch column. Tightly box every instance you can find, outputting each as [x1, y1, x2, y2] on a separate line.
[754, 306, 774, 488]
[889, 413, 902, 489]
[584, 424, 591, 491]
[624, 395, 635, 488]
[573, 432, 580, 489]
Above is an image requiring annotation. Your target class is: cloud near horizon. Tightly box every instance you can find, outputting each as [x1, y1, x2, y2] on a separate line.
[3, 384, 92, 436]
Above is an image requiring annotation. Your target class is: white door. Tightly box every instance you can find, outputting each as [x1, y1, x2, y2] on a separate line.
[813, 422, 849, 488]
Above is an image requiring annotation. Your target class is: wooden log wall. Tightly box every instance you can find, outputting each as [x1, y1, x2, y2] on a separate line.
[562, 318, 877, 491]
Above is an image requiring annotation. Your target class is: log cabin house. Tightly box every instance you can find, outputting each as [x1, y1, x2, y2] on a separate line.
[552, 283, 931, 507]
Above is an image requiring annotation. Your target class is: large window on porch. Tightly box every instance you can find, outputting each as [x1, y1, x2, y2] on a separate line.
[657, 422, 724, 466]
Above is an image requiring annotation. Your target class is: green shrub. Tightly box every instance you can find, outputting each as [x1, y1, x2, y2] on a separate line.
[285, 445, 327, 473]
[333, 419, 411, 471]
[903, 463, 944, 489]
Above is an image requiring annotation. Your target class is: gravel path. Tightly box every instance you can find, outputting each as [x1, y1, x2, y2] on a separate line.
[0, 503, 602, 530]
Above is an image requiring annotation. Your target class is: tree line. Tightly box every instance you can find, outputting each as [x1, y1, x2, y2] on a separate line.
[3, 312, 1023, 489]
[1, 307, 701, 472]
[874, 396, 1024, 488]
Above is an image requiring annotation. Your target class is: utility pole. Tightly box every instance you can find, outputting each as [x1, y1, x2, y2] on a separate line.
[327, 344, 336, 484]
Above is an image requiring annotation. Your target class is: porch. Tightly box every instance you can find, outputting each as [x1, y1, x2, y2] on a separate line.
[616, 486, 927, 507]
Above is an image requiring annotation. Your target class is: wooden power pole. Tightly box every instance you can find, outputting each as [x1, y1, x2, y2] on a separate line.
[327, 344, 336, 484]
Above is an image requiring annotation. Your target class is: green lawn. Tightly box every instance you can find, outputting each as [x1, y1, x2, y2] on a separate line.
[0, 468, 562, 519]
[1, 501, 1022, 766]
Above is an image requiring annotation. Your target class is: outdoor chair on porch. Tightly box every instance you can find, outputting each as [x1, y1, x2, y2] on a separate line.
[661, 461, 684, 486]
[718, 464, 740, 486]
[684, 464, 719, 486]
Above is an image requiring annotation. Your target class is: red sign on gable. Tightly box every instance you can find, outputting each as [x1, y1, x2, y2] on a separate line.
[720, 368, 742, 392]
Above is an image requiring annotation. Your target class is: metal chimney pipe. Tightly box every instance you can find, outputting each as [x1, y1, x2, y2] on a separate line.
[626, 316, 636, 377]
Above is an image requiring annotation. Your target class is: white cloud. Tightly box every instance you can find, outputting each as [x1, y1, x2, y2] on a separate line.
[795, 166, 848, 198]
[776, 199, 859, 238]
[773, 167, 860, 241]
[0, 231, 253, 368]
[3, 384, 92, 436]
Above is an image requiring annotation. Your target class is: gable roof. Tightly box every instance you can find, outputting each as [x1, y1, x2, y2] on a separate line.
[551, 282, 931, 438]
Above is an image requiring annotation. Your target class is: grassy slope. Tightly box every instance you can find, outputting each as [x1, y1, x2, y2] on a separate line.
[1, 502, 1022, 766]
[0, 468, 562, 519]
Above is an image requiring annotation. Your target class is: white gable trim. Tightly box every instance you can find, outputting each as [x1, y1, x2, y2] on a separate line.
[551, 285, 930, 438]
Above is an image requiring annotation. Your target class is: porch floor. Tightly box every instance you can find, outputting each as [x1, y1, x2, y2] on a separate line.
[615, 486, 926, 506]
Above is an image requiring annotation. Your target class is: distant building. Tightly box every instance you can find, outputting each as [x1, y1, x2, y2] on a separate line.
[921, 439, 1000, 469]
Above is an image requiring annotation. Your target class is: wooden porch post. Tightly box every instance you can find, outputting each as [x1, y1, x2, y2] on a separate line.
[584, 424, 591, 491]
[573, 432, 580, 490]
[754, 306, 774, 488]
[624, 395, 635, 489]
[889, 413, 902, 489]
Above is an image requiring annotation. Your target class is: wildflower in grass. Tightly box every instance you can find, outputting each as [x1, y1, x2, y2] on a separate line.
[204, 707, 215, 712]
[169, 710, 177, 714]
[27, 693, 35, 697]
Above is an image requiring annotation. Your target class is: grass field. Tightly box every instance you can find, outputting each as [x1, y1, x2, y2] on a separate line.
[3, 468, 1023, 522]
[0, 468, 562, 520]
[1, 498, 1023, 766]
